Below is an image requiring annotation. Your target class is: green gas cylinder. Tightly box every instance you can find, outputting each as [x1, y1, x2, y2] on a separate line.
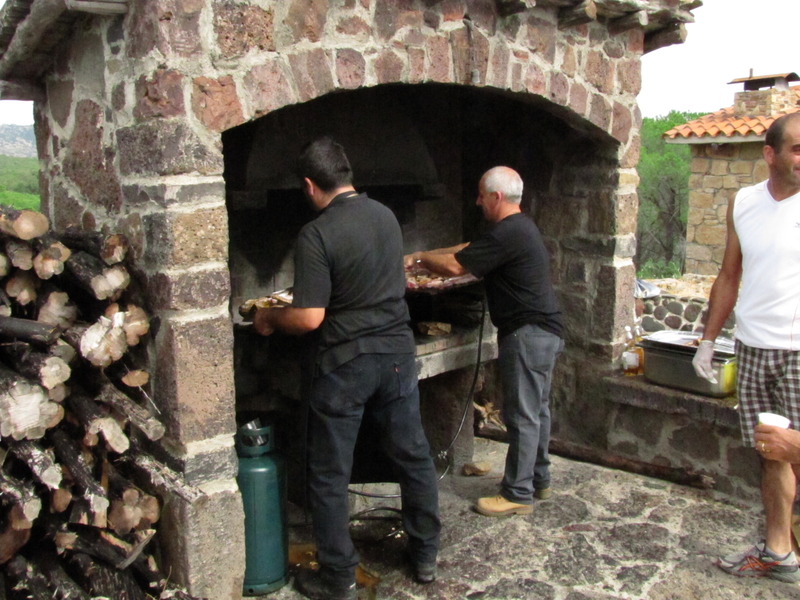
[236, 419, 288, 595]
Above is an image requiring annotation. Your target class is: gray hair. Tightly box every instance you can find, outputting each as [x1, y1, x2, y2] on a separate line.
[482, 167, 523, 204]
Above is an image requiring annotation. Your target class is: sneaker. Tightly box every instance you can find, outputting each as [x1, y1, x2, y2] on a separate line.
[534, 487, 552, 500]
[294, 568, 357, 600]
[413, 561, 437, 584]
[717, 540, 800, 583]
[474, 494, 532, 517]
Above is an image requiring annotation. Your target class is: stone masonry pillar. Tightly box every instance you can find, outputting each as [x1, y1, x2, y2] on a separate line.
[141, 189, 246, 600]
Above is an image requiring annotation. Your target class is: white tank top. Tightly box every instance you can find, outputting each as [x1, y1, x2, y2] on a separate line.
[733, 180, 800, 349]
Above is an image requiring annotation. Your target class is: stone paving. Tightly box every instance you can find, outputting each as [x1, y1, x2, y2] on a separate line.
[267, 437, 800, 600]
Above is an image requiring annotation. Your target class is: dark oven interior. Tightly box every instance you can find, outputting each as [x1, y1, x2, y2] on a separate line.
[221, 82, 616, 485]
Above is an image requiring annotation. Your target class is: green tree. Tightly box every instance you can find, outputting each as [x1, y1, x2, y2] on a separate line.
[635, 111, 702, 278]
[0, 155, 40, 210]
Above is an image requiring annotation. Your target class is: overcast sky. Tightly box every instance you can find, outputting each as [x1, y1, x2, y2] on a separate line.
[639, 0, 799, 118]
[0, 0, 795, 124]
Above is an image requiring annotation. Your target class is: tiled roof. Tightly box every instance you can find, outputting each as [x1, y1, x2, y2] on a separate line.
[663, 87, 800, 142]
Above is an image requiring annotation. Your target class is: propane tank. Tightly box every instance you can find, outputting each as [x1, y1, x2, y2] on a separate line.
[236, 418, 288, 595]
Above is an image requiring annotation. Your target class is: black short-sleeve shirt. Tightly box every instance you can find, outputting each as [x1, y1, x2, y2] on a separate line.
[292, 192, 414, 374]
[455, 213, 564, 339]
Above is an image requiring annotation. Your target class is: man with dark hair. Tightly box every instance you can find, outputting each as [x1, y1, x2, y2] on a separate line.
[765, 111, 800, 150]
[693, 112, 800, 582]
[254, 137, 440, 600]
[407, 166, 564, 517]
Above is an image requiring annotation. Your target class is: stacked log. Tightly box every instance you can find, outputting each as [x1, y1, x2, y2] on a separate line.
[0, 206, 199, 600]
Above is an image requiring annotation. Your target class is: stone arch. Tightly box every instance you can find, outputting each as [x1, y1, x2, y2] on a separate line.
[222, 81, 621, 323]
[231, 33, 628, 150]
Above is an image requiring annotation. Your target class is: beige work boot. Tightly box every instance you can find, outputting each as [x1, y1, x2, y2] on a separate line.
[474, 494, 533, 517]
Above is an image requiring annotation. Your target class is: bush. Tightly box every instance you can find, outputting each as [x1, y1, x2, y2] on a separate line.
[0, 190, 41, 211]
[637, 259, 683, 280]
[0, 155, 39, 195]
[0, 155, 41, 211]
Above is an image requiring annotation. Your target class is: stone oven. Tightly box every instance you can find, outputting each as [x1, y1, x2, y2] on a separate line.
[0, 0, 703, 597]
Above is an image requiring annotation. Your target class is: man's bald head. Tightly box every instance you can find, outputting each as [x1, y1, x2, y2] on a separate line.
[481, 167, 523, 205]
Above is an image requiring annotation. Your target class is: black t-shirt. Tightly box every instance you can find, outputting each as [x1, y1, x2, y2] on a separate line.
[292, 192, 414, 374]
[455, 213, 564, 339]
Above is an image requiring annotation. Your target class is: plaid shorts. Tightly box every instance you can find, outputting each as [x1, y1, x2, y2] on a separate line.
[736, 341, 800, 446]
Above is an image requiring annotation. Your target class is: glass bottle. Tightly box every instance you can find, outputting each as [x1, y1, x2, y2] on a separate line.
[622, 325, 643, 376]
[633, 322, 645, 374]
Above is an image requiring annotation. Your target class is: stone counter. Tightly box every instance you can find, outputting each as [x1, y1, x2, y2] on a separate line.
[415, 325, 498, 381]
[560, 373, 759, 501]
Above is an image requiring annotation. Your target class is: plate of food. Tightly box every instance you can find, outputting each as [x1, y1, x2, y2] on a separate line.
[405, 266, 479, 292]
[239, 288, 293, 319]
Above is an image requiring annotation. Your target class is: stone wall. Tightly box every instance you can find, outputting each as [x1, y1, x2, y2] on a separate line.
[641, 293, 735, 339]
[30, 1, 678, 596]
[684, 142, 768, 275]
[38, 1, 646, 368]
[590, 377, 759, 502]
[551, 291, 751, 502]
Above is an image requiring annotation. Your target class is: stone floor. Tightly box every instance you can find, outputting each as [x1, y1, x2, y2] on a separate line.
[264, 437, 800, 600]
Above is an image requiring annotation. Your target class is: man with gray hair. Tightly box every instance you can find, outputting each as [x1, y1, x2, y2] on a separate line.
[406, 166, 564, 516]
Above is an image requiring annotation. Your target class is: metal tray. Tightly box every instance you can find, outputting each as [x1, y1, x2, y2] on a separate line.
[638, 331, 737, 397]
[405, 269, 481, 295]
[638, 330, 735, 358]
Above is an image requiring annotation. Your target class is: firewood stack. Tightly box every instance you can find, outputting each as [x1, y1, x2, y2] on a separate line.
[0, 206, 196, 600]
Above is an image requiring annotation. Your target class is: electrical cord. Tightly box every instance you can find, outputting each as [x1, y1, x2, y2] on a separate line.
[348, 507, 405, 543]
[435, 294, 487, 481]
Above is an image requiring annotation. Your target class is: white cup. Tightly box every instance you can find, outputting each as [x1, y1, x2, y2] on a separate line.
[758, 412, 791, 429]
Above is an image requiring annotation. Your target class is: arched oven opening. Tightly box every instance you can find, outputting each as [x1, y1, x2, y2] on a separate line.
[222, 82, 619, 499]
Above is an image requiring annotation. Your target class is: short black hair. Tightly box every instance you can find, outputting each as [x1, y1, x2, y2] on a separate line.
[765, 112, 800, 150]
[296, 136, 353, 192]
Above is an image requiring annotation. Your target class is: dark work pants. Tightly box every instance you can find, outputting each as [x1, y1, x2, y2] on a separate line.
[498, 324, 564, 504]
[306, 352, 441, 585]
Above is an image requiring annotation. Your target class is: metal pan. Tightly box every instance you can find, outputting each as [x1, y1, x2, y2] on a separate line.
[638, 330, 735, 358]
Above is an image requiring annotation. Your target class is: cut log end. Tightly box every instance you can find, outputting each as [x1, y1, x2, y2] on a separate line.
[0, 371, 63, 441]
[0, 206, 49, 241]
[121, 370, 149, 388]
[80, 315, 128, 368]
[7, 209, 50, 240]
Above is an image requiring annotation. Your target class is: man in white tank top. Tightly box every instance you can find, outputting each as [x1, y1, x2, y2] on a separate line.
[693, 112, 800, 583]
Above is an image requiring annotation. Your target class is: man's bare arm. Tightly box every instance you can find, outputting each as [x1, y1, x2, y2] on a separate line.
[428, 243, 469, 255]
[404, 243, 470, 277]
[702, 195, 742, 341]
[253, 306, 325, 336]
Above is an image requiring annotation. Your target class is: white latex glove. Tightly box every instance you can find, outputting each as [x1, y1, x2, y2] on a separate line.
[692, 339, 717, 384]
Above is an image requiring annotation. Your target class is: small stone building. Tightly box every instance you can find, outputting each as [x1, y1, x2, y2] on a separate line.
[0, 0, 717, 597]
[664, 72, 800, 275]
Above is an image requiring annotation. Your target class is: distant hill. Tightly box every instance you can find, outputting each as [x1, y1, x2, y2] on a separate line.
[0, 124, 35, 158]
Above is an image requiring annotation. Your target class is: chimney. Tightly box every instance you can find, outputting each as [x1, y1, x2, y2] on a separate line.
[729, 71, 799, 117]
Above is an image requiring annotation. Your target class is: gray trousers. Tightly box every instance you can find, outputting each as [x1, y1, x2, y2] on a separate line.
[498, 324, 564, 504]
